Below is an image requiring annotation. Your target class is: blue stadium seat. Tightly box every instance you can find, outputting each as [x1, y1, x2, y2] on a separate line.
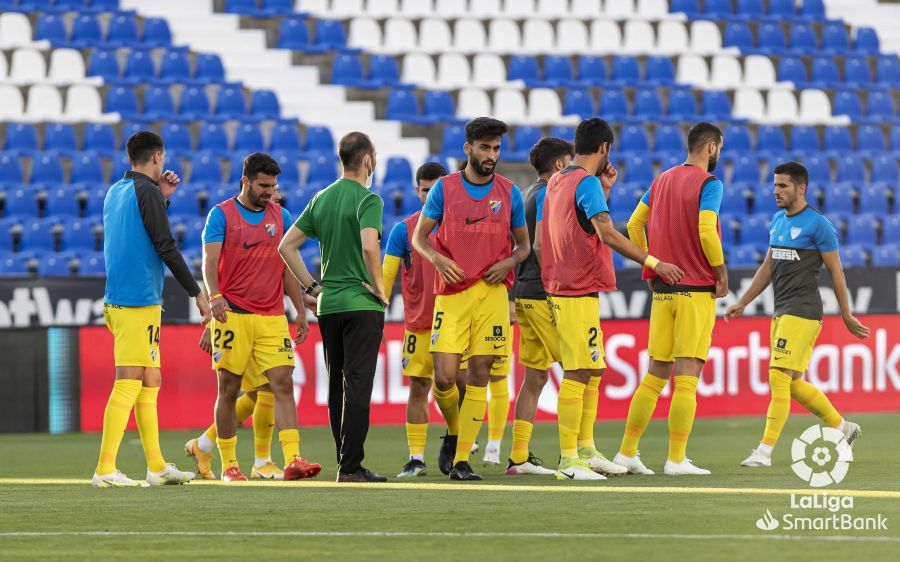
[754, 23, 786, 55]
[83, 186, 108, 217]
[194, 54, 226, 84]
[31, 153, 64, 185]
[167, 188, 201, 217]
[704, 0, 734, 18]
[757, 125, 786, 156]
[83, 124, 116, 157]
[305, 126, 335, 155]
[34, 13, 66, 44]
[721, 183, 748, 214]
[871, 155, 897, 184]
[843, 55, 873, 86]
[250, 90, 280, 119]
[823, 183, 853, 213]
[178, 216, 206, 251]
[731, 155, 761, 184]
[105, 87, 139, 120]
[259, 0, 294, 16]
[876, 55, 898, 86]
[306, 153, 338, 187]
[701, 91, 731, 120]
[214, 86, 247, 120]
[45, 188, 82, 218]
[315, 19, 348, 50]
[790, 125, 820, 153]
[622, 155, 654, 185]
[739, 214, 770, 248]
[866, 90, 895, 121]
[4, 124, 38, 156]
[423, 91, 455, 122]
[225, 0, 255, 14]
[160, 123, 193, 152]
[61, 218, 100, 252]
[577, 55, 607, 85]
[634, 89, 664, 121]
[87, 50, 121, 82]
[669, 0, 699, 18]
[752, 184, 778, 215]
[180, 87, 212, 120]
[767, 0, 795, 19]
[853, 27, 879, 53]
[728, 245, 758, 267]
[833, 91, 863, 120]
[789, 22, 817, 53]
[188, 152, 223, 184]
[667, 89, 697, 121]
[599, 89, 629, 120]
[611, 56, 640, 84]
[857, 125, 885, 154]
[508, 55, 540, 85]
[382, 157, 413, 187]
[799, 0, 826, 20]
[846, 214, 878, 245]
[619, 125, 650, 153]
[737, 0, 764, 18]
[544, 55, 579, 87]
[824, 126, 852, 154]
[20, 218, 59, 252]
[159, 50, 191, 84]
[549, 126, 575, 141]
[144, 86, 176, 120]
[70, 15, 102, 49]
[123, 50, 156, 84]
[386, 89, 420, 122]
[233, 123, 265, 153]
[841, 244, 868, 267]
[78, 252, 105, 277]
[608, 184, 641, 216]
[0, 154, 24, 186]
[723, 22, 753, 51]
[654, 125, 683, 155]
[0, 220, 15, 253]
[800, 154, 832, 186]
[3, 187, 38, 218]
[268, 123, 301, 154]
[278, 17, 311, 50]
[440, 125, 465, 159]
[858, 184, 890, 214]
[198, 122, 230, 154]
[821, 21, 850, 54]
[331, 54, 364, 86]
[0, 253, 32, 277]
[106, 14, 139, 47]
[563, 89, 595, 118]
[508, 126, 543, 163]
[836, 155, 866, 184]
[272, 151, 300, 185]
[810, 57, 841, 88]
[71, 154, 105, 185]
[778, 56, 808, 84]
[143, 18, 172, 47]
[86, 0, 118, 11]
[872, 244, 900, 267]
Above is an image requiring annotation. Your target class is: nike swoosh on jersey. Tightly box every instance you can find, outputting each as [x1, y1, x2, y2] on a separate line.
[465, 216, 487, 225]
[243, 240, 264, 249]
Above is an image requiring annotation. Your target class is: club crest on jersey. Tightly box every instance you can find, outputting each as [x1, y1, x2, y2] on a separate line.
[401, 356, 410, 370]
[265, 223, 276, 237]
[213, 350, 222, 363]
[790, 227, 802, 240]
[431, 332, 440, 345]
[489, 199, 501, 214]
[150, 349, 157, 362]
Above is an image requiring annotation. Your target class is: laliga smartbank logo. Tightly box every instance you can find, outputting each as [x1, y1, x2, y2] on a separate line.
[754, 424, 887, 533]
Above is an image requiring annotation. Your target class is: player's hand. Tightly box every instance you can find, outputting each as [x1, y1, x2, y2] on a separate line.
[508, 299, 517, 324]
[294, 312, 309, 345]
[599, 162, 618, 194]
[198, 327, 212, 355]
[842, 314, 870, 339]
[483, 257, 514, 285]
[362, 281, 390, 307]
[210, 295, 230, 323]
[303, 293, 319, 317]
[195, 292, 212, 324]
[652, 261, 684, 285]
[714, 278, 729, 299]
[434, 254, 465, 285]
[160, 170, 181, 199]
[646, 278, 655, 292]
[724, 303, 745, 321]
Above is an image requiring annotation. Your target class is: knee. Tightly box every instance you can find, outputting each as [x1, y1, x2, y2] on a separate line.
[410, 378, 431, 399]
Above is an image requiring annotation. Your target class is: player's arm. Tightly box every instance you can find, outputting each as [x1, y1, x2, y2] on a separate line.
[202, 241, 229, 323]
[698, 179, 728, 298]
[821, 250, 870, 339]
[725, 249, 773, 319]
[532, 188, 546, 263]
[282, 267, 309, 344]
[626, 192, 649, 251]
[278, 226, 318, 290]
[358, 193, 390, 306]
[382, 221, 407, 300]
[411, 180, 464, 284]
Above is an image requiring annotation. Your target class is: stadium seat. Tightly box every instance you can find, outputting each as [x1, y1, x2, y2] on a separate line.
[620, 125, 650, 153]
[194, 54, 225, 84]
[872, 244, 900, 267]
[188, 152, 223, 185]
[269, 123, 302, 154]
[822, 22, 850, 54]
[841, 244, 868, 267]
[577, 55, 607, 86]
[69, 15, 102, 49]
[667, 89, 697, 121]
[788, 22, 817, 53]
[306, 153, 338, 187]
[731, 155, 761, 184]
[876, 56, 898, 86]
[801, 153, 833, 186]
[507, 126, 542, 162]
[544, 56, 576, 88]
[700, 91, 731, 121]
[599, 89, 629, 120]
[105, 86, 139, 120]
[866, 90, 895, 121]
[106, 14, 140, 48]
[778, 56, 808, 85]
[810, 57, 841, 88]
[87, 50, 121, 82]
[611, 56, 640, 85]
[608, 184, 641, 216]
[143, 18, 173, 47]
[757, 125, 786, 157]
[167, 188, 201, 217]
[367, 55, 401, 87]
[19, 218, 59, 252]
[278, 17, 311, 50]
[752, 184, 778, 215]
[823, 183, 854, 213]
[767, 0, 795, 18]
[214, 86, 247, 120]
[653, 125, 683, 155]
[233, 123, 265, 153]
[71, 154, 105, 185]
[315, 20, 348, 51]
[45, 188, 82, 218]
[824, 126, 853, 154]
[833, 91, 863, 120]
[83, 124, 116, 157]
[305, 126, 335, 155]
[622, 155, 654, 185]
[440, 125, 465, 159]
[422, 91, 455, 122]
[62, 218, 100, 252]
[739, 214, 770, 248]
[723, 22, 753, 51]
[857, 125, 886, 155]
[721, 184, 748, 215]
[4, 123, 38, 156]
[34, 13, 66, 44]
[634, 89, 664, 121]
[3, 187, 38, 218]
[563, 89, 595, 118]
[723, 125, 752, 153]
[844, 56, 873, 86]
[858, 184, 890, 214]
[846, 214, 879, 245]
[78, 251, 105, 276]
[331, 54, 364, 86]
[754, 23, 786, 55]
[386, 89, 420, 122]
[144, 87, 176, 120]
[790, 125, 820, 153]
[180, 87, 212, 120]
[508, 55, 540, 85]
[871, 155, 897, 184]
[160, 123, 193, 153]
[159, 51, 191, 84]
[382, 156, 413, 188]
[799, 0, 826, 20]
[0, 253, 32, 277]
[704, 0, 733, 18]
[31, 153, 64, 185]
[198, 122, 231, 154]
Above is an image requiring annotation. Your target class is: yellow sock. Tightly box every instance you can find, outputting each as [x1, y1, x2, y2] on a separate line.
[406, 422, 427, 457]
[217, 436, 238, 469]
[620, 373, 667, 457]
[201, 392, 257, 445]
[95, 379, 142, 475]
[134, 386, 166, 472]
[791, 378, 842, 428]
[509, 420, 533, 464]
[252, 391, 274, 461]
[203, 422, 217, 443]
[487, 379, 509, 441]
[668, 375, 698, 463]
[432, 383, 460, 436]
[454, 385, 488, 464]
[762, 370, 793, 446]
[558, 378, 586, 458]
[279, 429, 300, 465]
[577, 376, 601, 449]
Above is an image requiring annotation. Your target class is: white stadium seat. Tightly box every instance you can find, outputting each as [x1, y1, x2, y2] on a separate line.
[571, 0, 602, 17]
[383, 17, 417, 53]
[434, 0, 467, 18]
[743, 55, 778, 89]
[606, 0, 636, 20]
[295, 0, 330, 16]
[25, 84, 63, 121]
[0, 13, 47, 49]
[676, 54, 709, 84]
[690, 20, 724, 55]
[799, 89, 842, 124]
[528, 88, 574, 125]
[487, 18, 522, 54]
[452, 19, 487, 54]
[65, 84, 113, 122]
[493, 87, 527, 123]
[536, 0, 569, 18]
[0, 85, 25, 120]
[656, 20, 689, 54]
[436, 53, 471, 88]
[8, 48, 47, 85]
[399, 0, 433, 18]
[638, 0, 671, 20]
[521, 19, 555, 54]
[622, 19, 655, 54]
[366, 0, 399, 17]
[469, 0, 502, 18]
[457, 87, 492, 118]
[472, 53, 509, 87]
[419, 19, 453, 54]
[710, 54, 742, 89]
[330, 0, 364, 18]
[589, 19, 622, 53]
[401, 52, 436, 84]
[556, 19, 590, 54]
[503, 0, 535, 19]
[47, 48, 97, 85]
[733, 88, 766, 120]
[347, 18, 383, 52]
[765, 89, 799, 123]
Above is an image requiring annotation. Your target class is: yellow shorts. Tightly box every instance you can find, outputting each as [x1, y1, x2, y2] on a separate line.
[648, 291, 716, 362]
[460, 349, 510, 376]
[210, 313, 294, 376]
[402, 329, 434, 379]
[239, 358, 270, 392]
[430, 280, 510, 358]
[548, 295, 605, 371]
[516, 298, 560, 371]
[104, 303, 162, 368]
[770, 314, 822, 373]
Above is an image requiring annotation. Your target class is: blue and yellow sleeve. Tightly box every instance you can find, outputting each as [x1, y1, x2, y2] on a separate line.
[385, 220, 409, 258]
[698, 179, 725, 267]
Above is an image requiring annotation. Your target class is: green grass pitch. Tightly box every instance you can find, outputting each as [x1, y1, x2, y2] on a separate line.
[2, 413, 898, 561]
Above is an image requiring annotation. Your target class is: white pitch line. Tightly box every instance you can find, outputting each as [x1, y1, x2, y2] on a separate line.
[0, 531, 897, 543]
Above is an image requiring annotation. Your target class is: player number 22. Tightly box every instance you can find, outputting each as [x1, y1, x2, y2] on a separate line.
[587, 327, 598, 347]
[214, 329, 235, 350]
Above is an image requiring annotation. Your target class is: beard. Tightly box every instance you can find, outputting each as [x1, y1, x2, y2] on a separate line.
[708, 155, 719, 172]
[469, 157, 495, 177]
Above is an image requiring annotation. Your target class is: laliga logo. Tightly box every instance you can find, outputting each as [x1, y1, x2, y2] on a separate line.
[755, 509, 779, 531]
[790, 425, 853, 488]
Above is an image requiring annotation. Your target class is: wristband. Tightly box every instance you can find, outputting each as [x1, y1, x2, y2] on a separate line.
[304, 281, 320, 295]
[210, 293, 222, 301]
[643, 255, 660, 269]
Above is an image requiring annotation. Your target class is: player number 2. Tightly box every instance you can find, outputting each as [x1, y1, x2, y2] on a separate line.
[214, 329, 235, 350]
[587, 327, 598, 347]
[406, 334, 416, 353]
[146, 325, 159, 345]
[433, 311, 444, 330]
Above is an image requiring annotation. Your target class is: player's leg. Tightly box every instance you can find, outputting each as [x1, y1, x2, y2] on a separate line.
[210, 314, 253, 481]
[398, 329, 433, 477]
[186, 383, 258, 480]
[615, 294, 674, 475]
[484, 371, 509, 465]
[664, 293, 715, 476]
[248, 379, 281, 480]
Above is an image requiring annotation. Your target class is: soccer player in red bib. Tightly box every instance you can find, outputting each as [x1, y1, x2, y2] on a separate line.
[412, 117, 530, 481]
[614, 123, 728, 476]
[202, 152, 321, 482]
[542, 118, 683, 481]
[382, 162, 447, 477]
